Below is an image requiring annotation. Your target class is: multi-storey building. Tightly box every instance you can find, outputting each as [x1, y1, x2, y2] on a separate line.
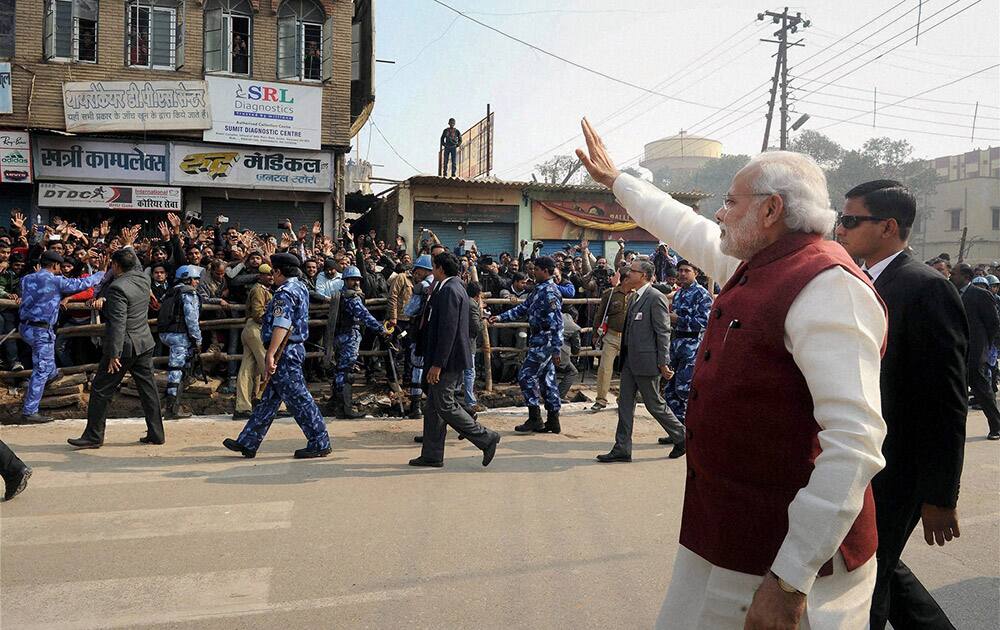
[910, 147, 1000, 264]
[0, 0, 375, 234]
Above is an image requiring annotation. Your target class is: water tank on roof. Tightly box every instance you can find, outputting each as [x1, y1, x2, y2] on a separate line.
[640, 131, 722, 181]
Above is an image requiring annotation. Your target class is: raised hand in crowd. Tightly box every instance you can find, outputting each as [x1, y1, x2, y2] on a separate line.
[158, 221, 171, 241]
[99, 219, 111, 238]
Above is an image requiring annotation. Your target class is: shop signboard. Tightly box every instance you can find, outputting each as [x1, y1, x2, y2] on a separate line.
[170, 142, 331, 191]
[0, 62, 12, 114]
[0, 130, 32, 183]
[62, 80, 212, 133]
[33, 137, 169, 184]
[38, 183, 182, 211]
[203, 77, 323, 150]
[531, 199, 657, 241]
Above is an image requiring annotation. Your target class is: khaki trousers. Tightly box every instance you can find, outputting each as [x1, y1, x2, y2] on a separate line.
[595, 330, 622, 405]
[235, 320, 266, 413]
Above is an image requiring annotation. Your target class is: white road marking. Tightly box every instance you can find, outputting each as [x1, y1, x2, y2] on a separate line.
[1, 501, 294, 546]
[2, 567, 421, 630]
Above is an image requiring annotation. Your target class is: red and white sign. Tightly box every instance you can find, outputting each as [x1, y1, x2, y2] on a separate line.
[38, 183, 182, 211]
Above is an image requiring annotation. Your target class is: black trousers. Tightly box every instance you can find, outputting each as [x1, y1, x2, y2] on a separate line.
[0, 439, 27, 481]
[81, 348, 163, 443]
[969, 360, 1000, 434]
[870, 473, 955, 629]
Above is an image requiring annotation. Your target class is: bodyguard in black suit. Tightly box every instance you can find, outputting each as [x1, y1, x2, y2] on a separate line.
[838, 181, 966, 629]
[69, 243, 164, 449]
[409, 252, 500, 468]
[951, 263, 1000, 441]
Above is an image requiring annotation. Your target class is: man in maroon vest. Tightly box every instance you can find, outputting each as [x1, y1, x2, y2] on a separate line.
[578, 119, 888, 630]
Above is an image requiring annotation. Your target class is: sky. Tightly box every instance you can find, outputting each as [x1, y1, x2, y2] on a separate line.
[362, 0, 1000, 190]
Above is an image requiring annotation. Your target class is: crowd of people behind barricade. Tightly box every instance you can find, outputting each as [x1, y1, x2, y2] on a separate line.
[0, 207, 724, 422]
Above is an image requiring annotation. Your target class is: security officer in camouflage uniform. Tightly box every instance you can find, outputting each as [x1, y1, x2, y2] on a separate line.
[329, 265, 389, 419]
[492, 256, 564, 434]
[402, 254, 435, 418]
[224, 253, 331, 459]
[662, 260, 712, 428]
[158, 265, 203, 419]
[18, 250, 105, 423]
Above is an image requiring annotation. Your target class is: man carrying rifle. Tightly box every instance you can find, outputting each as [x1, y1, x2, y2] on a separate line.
[224, 253, 332, 459]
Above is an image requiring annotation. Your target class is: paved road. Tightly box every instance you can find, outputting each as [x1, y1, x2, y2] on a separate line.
[1, 405, 997, 629]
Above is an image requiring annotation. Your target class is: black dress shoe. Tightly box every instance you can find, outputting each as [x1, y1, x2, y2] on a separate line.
[668, 445, 687, 459]
[596, 451, 631, 463]
[658, 436, 674, 445]
[222, 438, 257, 459]
[482, 434, 500, 467]
[408, 456, 443, 468]
[3, 466, 31, 501]
[139, 435, 165, 445]
[294, 446, 332, 459]
[67, 437, 102, 449]
[21, 413, 54, 424]
[413, 435, 423, 443]
[988, 432, 1000, 441]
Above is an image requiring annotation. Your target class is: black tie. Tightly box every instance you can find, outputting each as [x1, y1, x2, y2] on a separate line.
[863, 269, 874, 282]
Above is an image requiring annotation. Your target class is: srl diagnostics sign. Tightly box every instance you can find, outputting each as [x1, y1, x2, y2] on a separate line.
[203, 76, 323, 150]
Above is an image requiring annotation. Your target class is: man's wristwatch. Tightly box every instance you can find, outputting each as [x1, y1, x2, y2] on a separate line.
[769, 571, 804, 595]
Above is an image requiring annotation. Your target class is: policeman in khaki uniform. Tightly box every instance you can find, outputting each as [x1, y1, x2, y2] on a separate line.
[18, 250, 104, 423]
[591, 281, 632, 411]
[225, 253, 331, 459]
[233, 264, 273, 420]
[492, 256, 564, 434]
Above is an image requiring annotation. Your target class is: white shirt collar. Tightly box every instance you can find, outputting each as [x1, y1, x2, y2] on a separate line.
[634, 282, 650, 300]
[862, 250, 905, 282]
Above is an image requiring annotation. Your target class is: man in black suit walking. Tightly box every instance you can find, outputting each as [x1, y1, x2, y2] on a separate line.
[408, 252, 500, 468]
[837, 180, 967, 629]
[69, 234, 164, 449]
[951, 262, 1000, 441]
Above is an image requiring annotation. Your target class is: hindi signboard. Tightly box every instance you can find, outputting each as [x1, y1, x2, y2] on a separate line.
[0, 62, 12, 114]
[33, 137, 169, 184]
[0, 131, 32, 183]
[62, 80, 212, 133]
[203, 77, 323, 150]
[38, 183, 182, 212]
[170, 142, 332, 191]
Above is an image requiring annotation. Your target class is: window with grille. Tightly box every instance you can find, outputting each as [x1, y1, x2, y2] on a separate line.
[128, 2, 178, 70]
[992, 207, 1000, 231]
[276, 0, 333, 82]
[44, 0, 99, 63]
[0, 0, 14, 58]
[204, 0, 252, 75]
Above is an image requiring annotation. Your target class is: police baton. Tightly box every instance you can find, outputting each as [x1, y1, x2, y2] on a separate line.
[254, 333, 290, 404]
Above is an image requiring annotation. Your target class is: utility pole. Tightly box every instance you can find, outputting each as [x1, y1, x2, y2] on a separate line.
[759, 8, 810, 151]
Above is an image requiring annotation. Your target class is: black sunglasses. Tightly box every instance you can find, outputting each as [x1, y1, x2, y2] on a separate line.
[837, 215, 888, 229]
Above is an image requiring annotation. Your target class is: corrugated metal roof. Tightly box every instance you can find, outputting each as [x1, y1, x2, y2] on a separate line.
[402, 175, 712, 200]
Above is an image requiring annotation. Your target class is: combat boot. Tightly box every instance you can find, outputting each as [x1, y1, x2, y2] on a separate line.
[163, 395, 179, 420]
[543, 408, 561, 434]
[407, 395, 423, 419]
[515, 405, 544, 433]
[336, 381, 365, 419]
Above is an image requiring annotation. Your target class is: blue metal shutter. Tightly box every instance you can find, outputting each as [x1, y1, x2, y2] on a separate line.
[205, 198, 323, 236]
[421, 222, 515, 259]
[627, 241, 659, 256]
[539, 239, 605, 258]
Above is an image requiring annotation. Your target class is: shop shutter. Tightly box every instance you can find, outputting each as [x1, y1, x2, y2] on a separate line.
[420, 222, 515, 259]
[204, 198, 323, 237]
[626, 241, 659, 257]
[539, 239, 605, 258]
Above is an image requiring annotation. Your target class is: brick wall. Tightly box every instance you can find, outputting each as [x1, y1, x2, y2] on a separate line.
[1, 0, 352, 148]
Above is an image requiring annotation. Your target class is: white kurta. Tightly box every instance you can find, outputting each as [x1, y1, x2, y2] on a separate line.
[611, 174, 887, 629]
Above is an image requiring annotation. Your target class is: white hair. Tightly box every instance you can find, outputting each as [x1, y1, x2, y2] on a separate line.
[744, 151, 836, 235]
